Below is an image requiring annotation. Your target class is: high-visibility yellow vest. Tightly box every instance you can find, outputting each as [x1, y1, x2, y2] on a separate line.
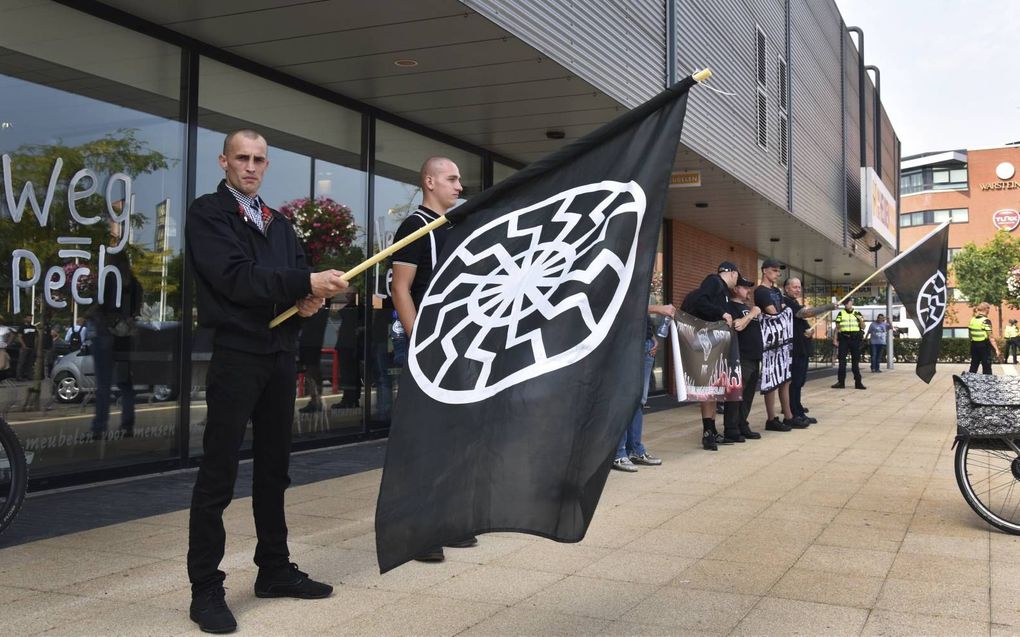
[970, 316, 992, 342]
[835, 309, 862, 333]
[1005, 324, 1019, 339]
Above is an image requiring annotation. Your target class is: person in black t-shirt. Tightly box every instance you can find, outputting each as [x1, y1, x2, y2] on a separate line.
[390, 156, 478, 562]
[722, 276, 763, 442]
[782, 278, 837, 425]
[755, 258, 801, 432]
[681, 261, 737, 450]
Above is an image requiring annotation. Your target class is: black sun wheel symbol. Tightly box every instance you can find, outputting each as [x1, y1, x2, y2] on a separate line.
[408, 180, 647, 405]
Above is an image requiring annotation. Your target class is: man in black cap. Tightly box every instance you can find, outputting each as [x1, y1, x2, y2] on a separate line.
[722, 275, 763, 442]
[681, 261, 737, 450]
[755, 258, 806, 431]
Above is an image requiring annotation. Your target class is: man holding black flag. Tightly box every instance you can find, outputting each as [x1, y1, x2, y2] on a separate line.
[783, 278, 836, 423]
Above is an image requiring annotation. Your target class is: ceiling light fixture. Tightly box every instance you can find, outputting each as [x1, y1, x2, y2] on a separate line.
[545, 129, 565, 140]
[694, 202, 709, 208]
[394, 59, 419, 67]
[769, 237, 780, 242]
[814, 258, 823, 262]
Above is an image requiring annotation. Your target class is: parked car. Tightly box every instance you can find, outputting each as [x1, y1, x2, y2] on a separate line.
[50, 322, 211, 404]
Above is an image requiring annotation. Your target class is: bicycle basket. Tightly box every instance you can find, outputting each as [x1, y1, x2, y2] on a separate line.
[953, 373, 1020, 436]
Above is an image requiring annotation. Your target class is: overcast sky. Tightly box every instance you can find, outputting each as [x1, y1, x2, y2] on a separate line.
[832, 0, 1020, 157]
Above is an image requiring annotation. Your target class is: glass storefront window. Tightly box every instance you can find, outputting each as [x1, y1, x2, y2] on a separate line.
[369, 122, 481, 428]
[493, 161, 518, 184]
[1, 2, 184, 478]
[194, 57, 367, 452]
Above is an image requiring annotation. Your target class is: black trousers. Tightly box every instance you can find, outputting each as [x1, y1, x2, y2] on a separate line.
[789, 353, 808, 417]
[1007, 339, 1019, 363]
[969, 341, 993, 375]
[836, 333, 862, 383]
[188, 347, 296, 593]
[724, 358, 760, 434]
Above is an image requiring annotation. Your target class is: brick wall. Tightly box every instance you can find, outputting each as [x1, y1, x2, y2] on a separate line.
[670, 221, 759, 305]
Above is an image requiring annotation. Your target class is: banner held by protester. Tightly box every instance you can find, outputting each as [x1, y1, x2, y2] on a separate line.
[667, 310, 741, 402]
[375, 73, 706, 573]
[760, 307, 793, 392]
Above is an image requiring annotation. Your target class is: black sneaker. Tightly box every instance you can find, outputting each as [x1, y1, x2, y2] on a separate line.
[446, 536, 478, 548]
[254, 563, 333, 599]
[802, 416, 818, 424]
[784, 417, 810, 429]
[190, 586, 236, 634]
[830, 382, 845, 389]
[702, 430, 718, 451]
[414, 547, 445, 562]
[765, 418, 791, 432]
[298, 403, 321, 413]
[723, 432, 745, 443]
[854, 382, 867, 390]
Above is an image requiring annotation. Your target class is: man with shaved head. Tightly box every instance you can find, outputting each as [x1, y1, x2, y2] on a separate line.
[390, 156, 477, 562]
[185, 128, 347, 633]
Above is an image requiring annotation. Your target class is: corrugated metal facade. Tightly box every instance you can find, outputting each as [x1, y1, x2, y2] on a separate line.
[789, 0, 843, 244]
[675, 0, 789, 209]
[463, 0, 894, 259]
[460, 0, 666, 107]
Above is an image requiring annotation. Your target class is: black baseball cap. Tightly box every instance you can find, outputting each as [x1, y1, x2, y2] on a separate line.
[761, 257, 786, 270]
[735, 275, 756, 287]
[717, 261, 738, 273]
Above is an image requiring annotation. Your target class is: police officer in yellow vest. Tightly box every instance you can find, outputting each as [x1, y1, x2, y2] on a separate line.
[1004, 318, 1019, 364]
[831, 298, 866, 389]
[969, 302, 999, 374]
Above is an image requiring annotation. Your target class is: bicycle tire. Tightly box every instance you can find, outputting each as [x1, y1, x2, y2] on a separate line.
[954, 436, 1020, 535]
[0, 416, 27, 536]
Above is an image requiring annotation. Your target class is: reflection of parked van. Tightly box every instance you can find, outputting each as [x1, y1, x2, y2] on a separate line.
[50, 322, 212, 404]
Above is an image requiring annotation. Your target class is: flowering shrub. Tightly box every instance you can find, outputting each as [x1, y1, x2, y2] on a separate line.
[1008, 265, 1020, 301]
[279, 197, 357, 265]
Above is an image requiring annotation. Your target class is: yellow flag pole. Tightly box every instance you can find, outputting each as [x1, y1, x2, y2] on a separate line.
[269, 215, 450, 328]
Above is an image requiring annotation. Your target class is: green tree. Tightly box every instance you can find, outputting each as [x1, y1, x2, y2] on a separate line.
[951, 231, 1020, 334]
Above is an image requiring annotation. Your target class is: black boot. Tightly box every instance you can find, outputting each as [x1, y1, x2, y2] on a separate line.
[702, 430, 718, 451]
[190, 586, 236, 634]
[830, 382, 845, 389]
[739, 422, 762, 439]
[854, 381, 867, 390]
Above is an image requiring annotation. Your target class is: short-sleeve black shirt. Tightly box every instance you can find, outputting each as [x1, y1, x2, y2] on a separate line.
[727, 301, 762, 361]
[754, 285, 784, 314]
[784, 295, 812, 357]
[390, 206, 452, 308]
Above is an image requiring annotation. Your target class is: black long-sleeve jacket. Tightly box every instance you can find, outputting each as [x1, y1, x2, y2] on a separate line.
[186, 180, 311, 354]
[682, 274, 730, 321]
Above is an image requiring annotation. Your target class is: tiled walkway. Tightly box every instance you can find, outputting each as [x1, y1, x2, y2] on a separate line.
[1, 366, 1016, 636]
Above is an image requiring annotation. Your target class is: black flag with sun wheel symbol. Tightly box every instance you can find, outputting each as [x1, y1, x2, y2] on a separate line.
[375, 76, 698, 573]
[884, 221, 950, 383]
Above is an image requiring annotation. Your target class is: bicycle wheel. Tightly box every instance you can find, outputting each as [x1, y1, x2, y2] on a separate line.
[955, 436, 1020, 534]
[0, 417, 27, 536]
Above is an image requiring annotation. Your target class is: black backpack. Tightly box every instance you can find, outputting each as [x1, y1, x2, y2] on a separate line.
[68, 327, 83, 351]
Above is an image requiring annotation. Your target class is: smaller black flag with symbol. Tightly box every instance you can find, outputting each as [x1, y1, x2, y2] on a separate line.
[884, 222, 950, 383]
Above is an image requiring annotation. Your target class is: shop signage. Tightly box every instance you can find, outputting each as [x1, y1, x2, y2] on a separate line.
[860, 167, 897, 250]
[996, 162, 1016, 180]
[4, 154, 132, 314]
[980, 181, 1020, 191]
[993, 209, 1020, 232]
[669, 170, 701, 188]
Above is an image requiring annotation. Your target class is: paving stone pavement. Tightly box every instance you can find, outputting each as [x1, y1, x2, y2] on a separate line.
[2, 366, 1019, 636]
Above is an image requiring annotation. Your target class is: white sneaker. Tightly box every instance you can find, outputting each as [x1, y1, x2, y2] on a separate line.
[611, 457, 638, 472]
